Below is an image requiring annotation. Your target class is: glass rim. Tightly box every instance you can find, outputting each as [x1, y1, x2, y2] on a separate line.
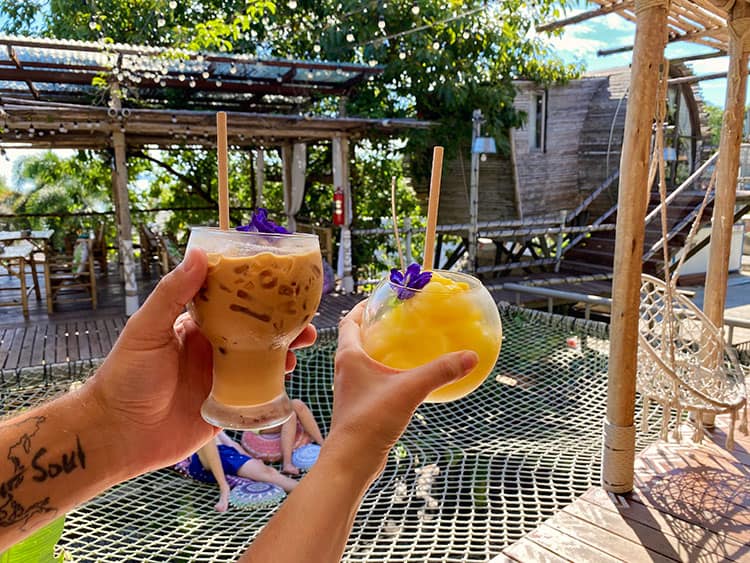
[189, 225, 319, 240]
[385, 269, 480, 292]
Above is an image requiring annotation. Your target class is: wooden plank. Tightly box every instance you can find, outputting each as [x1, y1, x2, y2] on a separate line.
[544, 510, 678, 563]
[84, 320, 102, 359]
[43, 323, 56, 366]
[4, 328, 26, 370]
[65, 323, 80, 363]
[501, 537, 571, 563]
[628, 484, 750, 545]
[635, 449, 750, 511]
[30, 323, 46, 367]
[566, 496, 736, 562]
[524, 523, 620, 562]
[76, 321, 90, 361]
[55, 323, 67, 364]
[94, 319, 113, 351]
[0, 328, 15, 370]
[16, 326, 36, 369]
[582, 488, 748, 561]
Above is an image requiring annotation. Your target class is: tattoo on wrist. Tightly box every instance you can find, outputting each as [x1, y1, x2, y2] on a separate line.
[0, 416, 87, 527]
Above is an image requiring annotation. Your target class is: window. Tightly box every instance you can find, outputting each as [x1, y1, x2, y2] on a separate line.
[528, 90, 547, 152]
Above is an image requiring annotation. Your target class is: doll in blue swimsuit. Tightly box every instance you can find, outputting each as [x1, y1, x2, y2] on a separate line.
[188, 431, 298, 512]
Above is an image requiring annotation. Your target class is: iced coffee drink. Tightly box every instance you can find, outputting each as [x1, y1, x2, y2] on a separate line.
[187, 226, 322, 430]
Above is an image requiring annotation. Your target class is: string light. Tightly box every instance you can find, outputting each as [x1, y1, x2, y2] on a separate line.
[411, 2, 420, 15]
[157, 13, 166, 27]
[169, 0, 177, 8]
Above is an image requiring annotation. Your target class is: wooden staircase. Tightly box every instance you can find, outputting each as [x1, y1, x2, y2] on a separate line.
[560, 152, 750, 281]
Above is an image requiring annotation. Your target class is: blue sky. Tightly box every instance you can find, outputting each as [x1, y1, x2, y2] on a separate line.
[541, 11, 729, 107]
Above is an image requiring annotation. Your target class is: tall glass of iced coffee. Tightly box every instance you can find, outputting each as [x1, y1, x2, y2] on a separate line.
[187, 226, 323, 430]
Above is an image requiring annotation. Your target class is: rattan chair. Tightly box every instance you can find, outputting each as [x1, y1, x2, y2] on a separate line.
[43, 238, 97, 313]
[637, 274, 747, 448]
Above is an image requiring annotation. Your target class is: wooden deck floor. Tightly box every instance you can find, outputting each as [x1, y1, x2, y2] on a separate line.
[0, 264, 366, 372]
[494, 414, 750, 563]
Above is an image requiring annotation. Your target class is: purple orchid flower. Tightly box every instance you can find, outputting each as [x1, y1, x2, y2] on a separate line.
[389, 262, 432, 300]
[236, 208, 290, 234]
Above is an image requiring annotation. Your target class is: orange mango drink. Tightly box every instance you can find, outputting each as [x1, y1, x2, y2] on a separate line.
[361, 270, 502, 402]
[187, 226, 322, 430]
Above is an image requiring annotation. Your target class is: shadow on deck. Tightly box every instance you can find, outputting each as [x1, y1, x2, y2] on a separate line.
[497, 413, 750, 563]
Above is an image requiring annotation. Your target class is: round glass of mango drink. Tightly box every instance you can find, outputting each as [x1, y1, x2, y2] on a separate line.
[361, 269, 502, 402]
[187, 226, 322, 430]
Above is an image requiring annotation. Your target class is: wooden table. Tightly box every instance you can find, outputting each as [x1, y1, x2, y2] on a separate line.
[0, 230, 54, 315]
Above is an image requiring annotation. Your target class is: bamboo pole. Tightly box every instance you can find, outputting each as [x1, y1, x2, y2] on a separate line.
[701, 4, 750, 427]
[602, 0, 669, 494]
[110, 83, 140, 316]
[703, 5, 750, 331]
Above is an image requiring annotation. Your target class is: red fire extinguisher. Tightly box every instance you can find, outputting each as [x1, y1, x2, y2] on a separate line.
[333, 187, 345, 226]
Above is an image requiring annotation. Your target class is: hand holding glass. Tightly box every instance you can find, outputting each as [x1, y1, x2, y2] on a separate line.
[187, 227, 322, 430]
[361, 270, 502, 402]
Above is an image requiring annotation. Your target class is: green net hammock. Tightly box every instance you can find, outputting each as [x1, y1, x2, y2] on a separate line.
[4, 304, 732, 562]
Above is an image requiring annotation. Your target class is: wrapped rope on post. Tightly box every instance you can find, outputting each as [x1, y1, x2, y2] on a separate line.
[602, 421, 637, 493]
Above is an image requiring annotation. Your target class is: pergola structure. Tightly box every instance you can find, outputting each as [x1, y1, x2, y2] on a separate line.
[539, 0, 748, 493]
[0, 34, 430, 314]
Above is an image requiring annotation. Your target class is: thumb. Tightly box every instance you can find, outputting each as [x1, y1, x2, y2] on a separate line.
[401, 350, 478, 400]
[126, 247, 208, 338]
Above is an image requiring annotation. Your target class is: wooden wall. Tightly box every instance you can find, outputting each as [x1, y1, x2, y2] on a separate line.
[513, 79, 602, 217]
[427, 66, 705, 227]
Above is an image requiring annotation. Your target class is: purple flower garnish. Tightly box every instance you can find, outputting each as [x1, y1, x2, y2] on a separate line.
[389, 263, 432, 300]
[236, 208, 290, 234]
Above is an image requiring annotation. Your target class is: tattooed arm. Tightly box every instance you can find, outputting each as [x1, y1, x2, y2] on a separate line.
[0, 248, 316, 550]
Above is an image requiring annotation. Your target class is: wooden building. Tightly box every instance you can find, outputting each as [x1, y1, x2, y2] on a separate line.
[431, 64, 711, 226]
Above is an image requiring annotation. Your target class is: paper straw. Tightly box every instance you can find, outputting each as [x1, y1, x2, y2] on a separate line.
[390, 176, 405, 271]
[217, 112, 229, 230]
[422, 146, 444, 271]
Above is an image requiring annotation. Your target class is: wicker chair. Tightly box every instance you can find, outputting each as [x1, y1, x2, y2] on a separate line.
[637, 274, 747, 448]
[43, 238, 97, 313]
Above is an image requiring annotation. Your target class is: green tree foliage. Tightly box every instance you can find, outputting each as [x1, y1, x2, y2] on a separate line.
[12, 151, 117, 249]
[0, 0, 577, 276]
[704, 103, 722, 147]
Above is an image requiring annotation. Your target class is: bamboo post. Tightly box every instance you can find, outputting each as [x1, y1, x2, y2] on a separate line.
[700, 3, 750, 427]
[110, 82, 140, 316]
[602, 0, 669, 494]
[703, 4, 750, 334]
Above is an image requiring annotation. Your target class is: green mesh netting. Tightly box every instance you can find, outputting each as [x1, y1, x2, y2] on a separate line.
[2, 305, 689, 561]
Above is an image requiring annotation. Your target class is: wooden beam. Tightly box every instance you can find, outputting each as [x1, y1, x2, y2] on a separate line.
[669, 50, 726, 64]
[603, 0, 669, 494]
[6, 46, 39, 99]
[536, 1, 633, 33]
[667, 70, 733, 84]
[599, 25, 726, 56]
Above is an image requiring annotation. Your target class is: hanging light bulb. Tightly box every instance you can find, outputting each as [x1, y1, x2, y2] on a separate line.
[346, 31, 355, 43]
[169, 0, 177, 8]
[411, 3, 420, 15]
[462, 31, 470, 39]
[399, 50, 406, 60]
[378, 16, 386, 30]
[432, 41, 440, 50]
[313, 43, 321, 53]
[88, 16, 97, 30]
[189, 79, 196, 87]
[216, 79, 222, 87]
[229, 63, 237, 74]
[157, 13, 166, 27]
[202, 70, 210, 79]
[287, 0, 297, 8]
